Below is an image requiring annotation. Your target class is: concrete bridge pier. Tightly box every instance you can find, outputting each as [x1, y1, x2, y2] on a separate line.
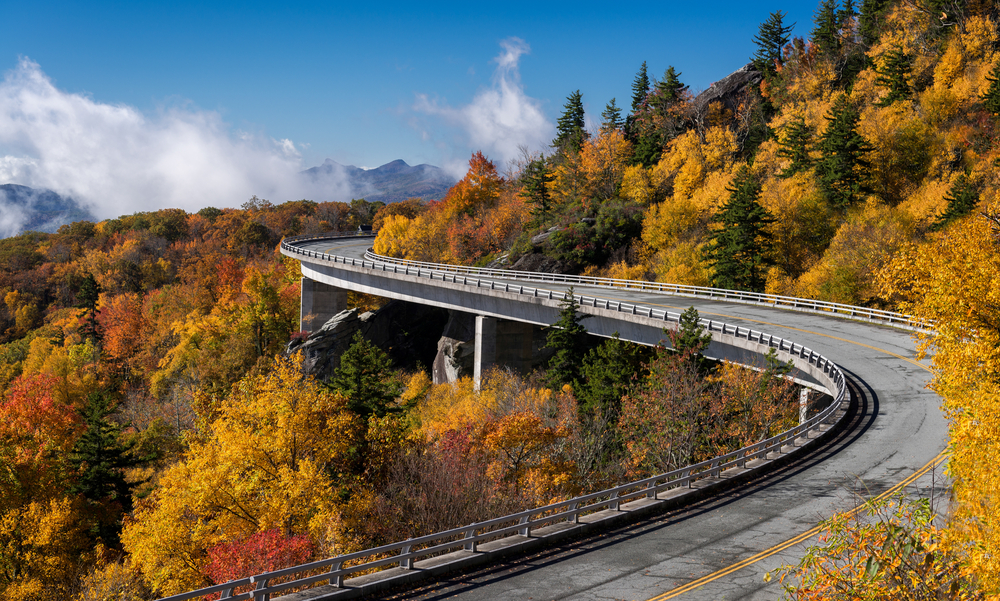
[473, 316, 536, 390]
[300, 277, 348, 333]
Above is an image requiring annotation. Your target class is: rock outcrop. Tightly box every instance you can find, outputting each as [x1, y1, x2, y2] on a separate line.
[432, 311, 476, 384]
[287, 299, 448, 381]
[692, 63, 764, 118]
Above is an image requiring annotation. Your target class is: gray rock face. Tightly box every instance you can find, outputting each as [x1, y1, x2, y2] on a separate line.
[287, 299, 448, 381]
[692, 63, 764, 117]
[432, 311, 476, 384]
[509, 252, 576, 275]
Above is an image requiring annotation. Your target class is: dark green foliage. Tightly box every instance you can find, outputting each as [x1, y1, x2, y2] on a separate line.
[147, 208, 190, 243]
[816, 94, 872, 208]
[519, 159, 555, 222]
[812, 0, 841, 57]
[544, 289, 590, 389]
[553, 90, 588, 154]
[982, 61, 1000, 117]
[69, 392, 146, 547]
[197, 206, 224, 221]
[631, 61, 650, 112]
[777, 115, 814, 178]
[601, 98, 623, 132]
[651, 67, 687, 109]
[546, 201, 644, 266]
[874, 47, 913, 106]
[704, 165, 775, 292]
[672, 306, 712, 356]
[632, 129, 664, 168]
[330, 331, 402, 418]
[77, 272, 102, 343]
[576, 334, 650, 419]
[931, 174, 981, 231]
[752, 11, 795, 76]
[668, 306, 714, 375]
[859, 0, 892, 47]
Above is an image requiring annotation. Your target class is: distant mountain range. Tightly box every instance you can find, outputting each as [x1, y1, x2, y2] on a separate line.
[0, 159, 455, 239]
[302, 159, 455, 204]
[0, 184, 95, 238]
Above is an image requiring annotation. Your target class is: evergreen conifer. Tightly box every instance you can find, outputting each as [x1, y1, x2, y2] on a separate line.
[982, 61, 1000, 117]
[874, 47, 912, 106]
[816, 94, 872, 208]
[777, 115, 813, 178]
[655, 67, 687, 104]
[752, 11, 794, 76]
[519, 159, 555, 222]
[931, 174, 981, 231]
[601, 98, 623, 132]
[330, 331, 401, 418]
[630, 61, 650, 112]
[553, 90, 588, 154]
[812, 0, 841, 57]
[859, 0, 891, 47]
[78, 272, 102, 344]
[544, 288, 590, 389]
[576, 333, 648, 420]
[69, 392, 144, 546]
[704, 165, 775, 292]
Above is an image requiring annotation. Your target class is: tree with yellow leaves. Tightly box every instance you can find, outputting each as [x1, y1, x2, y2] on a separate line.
[122, 354, 358, 595]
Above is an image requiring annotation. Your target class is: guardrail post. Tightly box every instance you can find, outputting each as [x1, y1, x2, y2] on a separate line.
[400, 540, 413, 569]
[464, 526, 478, 551]
[253, 576, 270, 601]
[329, 561, 343, 587]
[519, 515, 531, 537]
[610, 490, 621, 510]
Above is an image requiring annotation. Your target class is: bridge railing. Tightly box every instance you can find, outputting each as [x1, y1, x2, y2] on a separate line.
[355, 247, 923, 331]
[158, 235, 853, 601]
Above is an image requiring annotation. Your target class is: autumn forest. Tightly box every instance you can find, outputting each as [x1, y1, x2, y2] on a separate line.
[3, 0, 1000, 598]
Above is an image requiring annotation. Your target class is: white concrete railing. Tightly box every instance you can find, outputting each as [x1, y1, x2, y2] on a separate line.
[156, 233, 853, 601]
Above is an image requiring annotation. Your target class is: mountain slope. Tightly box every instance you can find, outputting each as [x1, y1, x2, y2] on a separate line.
[302, 159, 455, 204]
[0, 184, 95, 238]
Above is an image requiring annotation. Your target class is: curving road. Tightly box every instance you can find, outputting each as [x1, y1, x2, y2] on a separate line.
[283, 236, 949, 600]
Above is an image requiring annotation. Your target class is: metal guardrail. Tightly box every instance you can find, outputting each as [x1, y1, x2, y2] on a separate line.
[147, 234, 855, 601]
[353, 247, 923, 331]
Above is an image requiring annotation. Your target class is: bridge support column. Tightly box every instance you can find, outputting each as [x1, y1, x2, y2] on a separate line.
[496, 320, 534, 375]
[474, 316, 496, 391]
[300, 277, 348, 333]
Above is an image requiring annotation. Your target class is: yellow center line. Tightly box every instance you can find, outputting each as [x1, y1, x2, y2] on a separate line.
[648, 449, 949, 600]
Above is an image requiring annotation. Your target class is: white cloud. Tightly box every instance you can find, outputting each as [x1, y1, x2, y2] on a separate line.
[414, 37, 554, 175]
[0, 58, 351, 223]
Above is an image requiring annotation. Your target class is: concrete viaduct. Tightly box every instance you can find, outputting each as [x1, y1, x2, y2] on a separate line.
[273, 233, 948, 600]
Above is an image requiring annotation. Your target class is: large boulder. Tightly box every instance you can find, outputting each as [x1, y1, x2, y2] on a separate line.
[432, 311, 476, 384]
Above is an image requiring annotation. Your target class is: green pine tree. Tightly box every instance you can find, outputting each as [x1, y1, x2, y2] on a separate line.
[668, 306, 713, 375]
[816, 94, 872, 208]
[601, 98, 623, 132]
[78, 272, 102, 344]
[69, 392, 145, 547]
[330, 331, 402, 418]
[752, 11, 795, 76]
[544, 288, 590, 389]
[576, 333, 649, 419]
[930, 174, 981, 231]
[812, 0, 841, 57]
[859, 0, 891, 47]
[630, 61, 650, 112]
[553, 90, 588, 154]
[777, 115, 813, 178]
[874, 47, 912, 106]
[982, 60, 1000, 117]
[659, 67, 687, 102]
[704, 165, 775, 292]
[519, 158, 555, 222]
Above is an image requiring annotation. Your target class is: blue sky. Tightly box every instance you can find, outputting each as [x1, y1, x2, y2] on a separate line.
[0, 0, 824, 217]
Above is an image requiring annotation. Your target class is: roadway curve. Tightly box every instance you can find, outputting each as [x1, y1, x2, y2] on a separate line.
[283, 236, 948, 601]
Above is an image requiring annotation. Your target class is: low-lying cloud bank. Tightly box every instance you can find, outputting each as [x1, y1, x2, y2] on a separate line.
[414, 38, 555, 175]
[0, 58, 351, 229]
